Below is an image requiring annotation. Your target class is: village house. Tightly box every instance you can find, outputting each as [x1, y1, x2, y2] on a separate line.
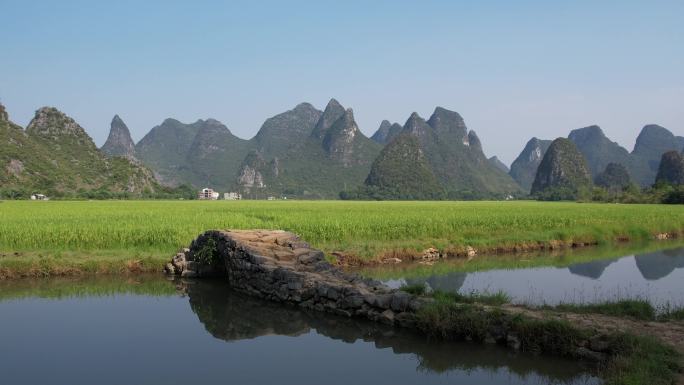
[197, 188, 219, 200]
[224, 192, 242, 200]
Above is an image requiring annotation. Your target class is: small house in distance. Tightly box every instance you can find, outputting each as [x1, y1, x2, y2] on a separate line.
[224, 192, 242, 200]
[30, 193, 48, 201]
[198, 188, 219, 200]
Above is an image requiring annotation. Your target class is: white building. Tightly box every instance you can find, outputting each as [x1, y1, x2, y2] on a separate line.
[30, 193, 48, 201]
[198, 188, 219, 200]
[224, 192, 242, 200]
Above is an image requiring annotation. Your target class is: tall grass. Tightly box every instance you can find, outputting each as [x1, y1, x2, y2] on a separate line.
[0, 200, 683, 259]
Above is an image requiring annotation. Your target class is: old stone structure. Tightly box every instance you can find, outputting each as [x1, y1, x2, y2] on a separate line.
[166, 229, 668, 366]
[166, 230, 430, 327]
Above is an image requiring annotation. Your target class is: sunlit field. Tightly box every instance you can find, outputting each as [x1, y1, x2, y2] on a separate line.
[2, 200, 683, 258]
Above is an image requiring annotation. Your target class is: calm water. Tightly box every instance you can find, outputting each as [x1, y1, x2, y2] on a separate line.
[0, 276, 599, 385]
[378, 246, 684, 307]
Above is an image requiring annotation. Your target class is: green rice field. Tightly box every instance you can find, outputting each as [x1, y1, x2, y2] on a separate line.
[1, 200, 683, 277]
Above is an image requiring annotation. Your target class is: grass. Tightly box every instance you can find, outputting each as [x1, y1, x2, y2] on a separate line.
[545, 300, 657, 321]
[1, 200, 684, 277]
[400, 284, 512, 306]
[604, 333, 682, 385]
[414, 296, 682, 385]
[543, 299, 684, 322]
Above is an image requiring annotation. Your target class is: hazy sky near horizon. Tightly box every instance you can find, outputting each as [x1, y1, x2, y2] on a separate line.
[1, 0, 683, 164]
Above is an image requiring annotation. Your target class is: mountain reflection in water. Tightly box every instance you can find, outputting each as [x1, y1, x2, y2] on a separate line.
[380, 247, 684, 306]
[0, 276, 599, 385]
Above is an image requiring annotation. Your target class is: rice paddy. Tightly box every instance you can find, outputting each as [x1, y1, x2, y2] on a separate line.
[1, 200, 683, 277]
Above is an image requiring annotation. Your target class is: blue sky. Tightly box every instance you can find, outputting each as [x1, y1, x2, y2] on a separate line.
[1, 0, 682, 163]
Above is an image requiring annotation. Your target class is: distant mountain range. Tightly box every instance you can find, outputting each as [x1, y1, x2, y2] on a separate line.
[509, 124, 684, 193]
[1, 105, 159, 197]
[1, 99, 682, 199]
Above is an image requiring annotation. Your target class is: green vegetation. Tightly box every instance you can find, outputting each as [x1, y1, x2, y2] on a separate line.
[545, 299, 684, 322]
[400, 284, 510, 306]
[604, 333, 682, 385]
[1, 200, 684, 277]
[195, 237, 219, 266]
[0, 107, 161, 197]
[0, 274, 177, 301]
[532, 138, 593, 200]
[546, 300, 657, 321]
[415, 296, 682, 385]
[342, 134, 446, 200]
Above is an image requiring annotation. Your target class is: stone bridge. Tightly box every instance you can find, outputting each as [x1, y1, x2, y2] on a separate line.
[165, 230, 428, 327]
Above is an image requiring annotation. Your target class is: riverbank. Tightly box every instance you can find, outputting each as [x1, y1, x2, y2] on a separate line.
[2, 234, 683, 280]
[412, 291, 684, 385]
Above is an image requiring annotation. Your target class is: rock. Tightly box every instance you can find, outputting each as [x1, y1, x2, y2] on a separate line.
[421, 247, 440, 262]
[575, 347, 607, 362]
[390, 292, 412, 312]
[378, 309, 395, 325]
[465, 246, 476, 258]
[101, 115, 137, 159]
[395, 312, 417, 328]
[164, 263, 175, 274]
[589, 336, 611, 352]
[408, 297, 434, 312]
[507, 333, 521, 350]
[181, 270, 198, 278]
[510, 137, 552, 192]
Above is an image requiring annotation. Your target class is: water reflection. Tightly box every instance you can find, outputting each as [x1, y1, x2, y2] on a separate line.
[0, 276, 599, 385]
[376, 247, 684, 306]
[567, 260, 616, 280]
[635, 249, 684, 280]
[183, 279, 597, 383]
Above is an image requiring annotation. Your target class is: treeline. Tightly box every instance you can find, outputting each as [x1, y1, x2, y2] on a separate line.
[0, 184, 197, 200]
[537, 184, 684, 204]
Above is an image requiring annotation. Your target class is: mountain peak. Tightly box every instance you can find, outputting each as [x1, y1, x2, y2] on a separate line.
[632, 124, 684, 163]
[26, 106, 91, 140]
[326, 98, 343, 110]
[531, 138, 592, 197]
[568, 125, 606, 142]
[509, 137, 553, 192]
[371, 120, 403, 144]
[311, 98, 346, 140]
[403, 112, 432, 139]
[427, 107, 466, 135]
[102, 115, 136, 158]
[293, 102, 317, 112]
[112, 114, 124, 124]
